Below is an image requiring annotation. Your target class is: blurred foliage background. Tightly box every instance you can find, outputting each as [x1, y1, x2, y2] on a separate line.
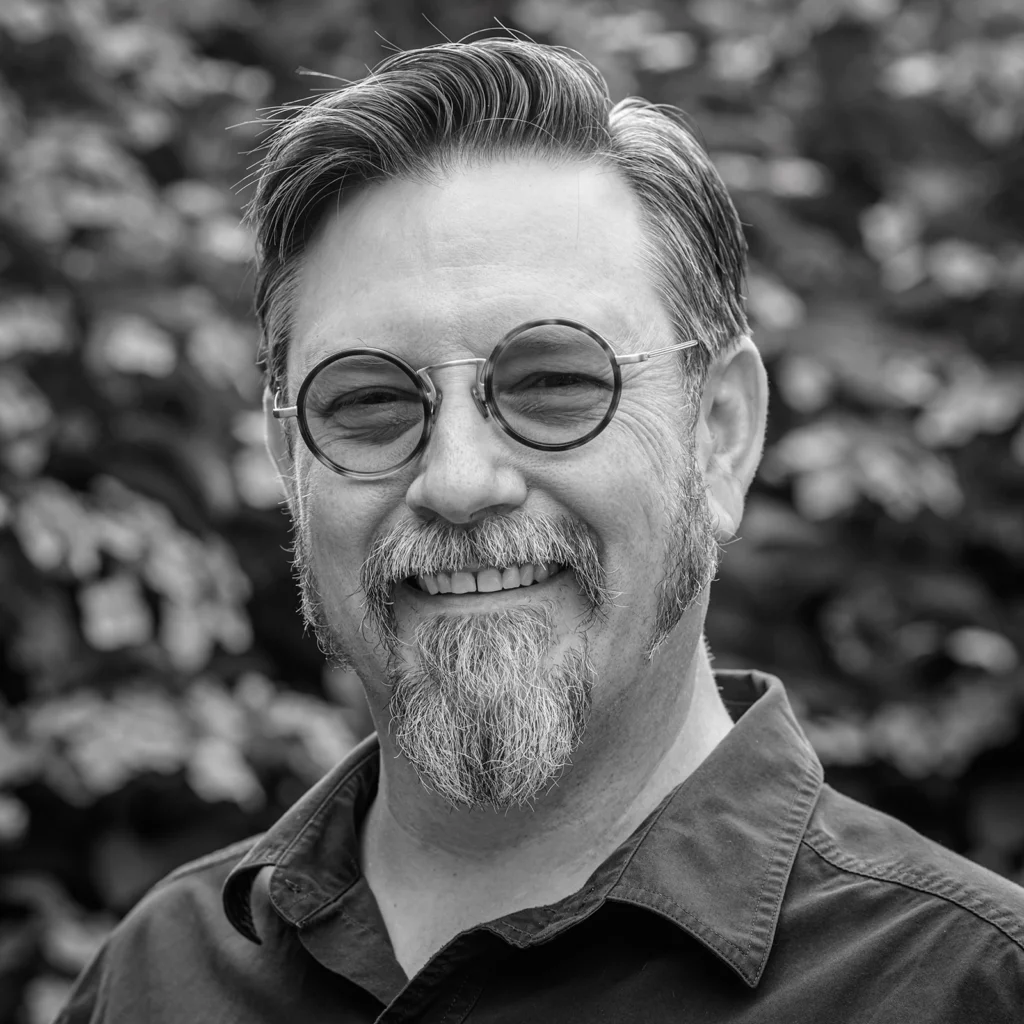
[1, 0, 1023, 1020]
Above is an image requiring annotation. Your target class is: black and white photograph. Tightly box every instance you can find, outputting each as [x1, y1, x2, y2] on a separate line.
[1, 1, 1023, 1021]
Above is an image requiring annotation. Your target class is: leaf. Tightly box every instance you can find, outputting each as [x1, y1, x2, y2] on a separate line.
[13, 480, 100, 577]
[186, 736, 263, 809]
[0, 367, 51, 438]
[42, 915, 113, 974]
[745, 272, 806, 331]
[259, 691, 358, 782]
[77, 573, 154, 651]
[764, 417, 964, 521]
[0, 793, 29, 844]
[159, 600, 215, 672]
[926, 239, 1000, 298]
[234, 446, 284, 508]
[0, 296, 70, 360]
[86, 314, 178, 379]
[21, 975, 72, 1024]
[946, 628, 1019, 675]
[186, 316, 259, 392]
[915, 362, 1024, 448]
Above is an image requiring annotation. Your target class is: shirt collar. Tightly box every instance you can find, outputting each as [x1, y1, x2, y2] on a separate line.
[223, 670, 823, 988]
[612, 670, 823, 986]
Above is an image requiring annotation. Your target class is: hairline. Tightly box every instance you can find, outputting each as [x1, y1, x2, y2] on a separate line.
[251, 41, 749, 402]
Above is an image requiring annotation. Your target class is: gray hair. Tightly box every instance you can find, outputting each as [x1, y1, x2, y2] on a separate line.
[249, 38, 748, 394]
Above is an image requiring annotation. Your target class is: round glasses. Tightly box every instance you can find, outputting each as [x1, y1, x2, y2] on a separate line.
[273, 318, 698, 479]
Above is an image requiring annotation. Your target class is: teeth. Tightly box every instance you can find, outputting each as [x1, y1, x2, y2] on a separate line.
[411, 563, 560, 594]
[476, 568, 503, 593]
[450, 571, 476, 594]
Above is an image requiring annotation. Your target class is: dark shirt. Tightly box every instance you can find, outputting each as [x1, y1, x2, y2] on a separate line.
[56, 671, 1024, 1023]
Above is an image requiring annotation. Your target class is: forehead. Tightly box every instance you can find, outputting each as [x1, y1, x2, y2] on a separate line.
[289, 158, 670, 379]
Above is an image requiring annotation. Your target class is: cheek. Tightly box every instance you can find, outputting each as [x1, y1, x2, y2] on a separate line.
[610, 409, 682, 488]
[544, 432, 680, 594]
[294, 459, 386, 608]
[601, 395, 690, 534]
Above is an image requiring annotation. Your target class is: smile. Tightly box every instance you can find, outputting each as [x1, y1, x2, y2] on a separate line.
[407, 562, 564, 595]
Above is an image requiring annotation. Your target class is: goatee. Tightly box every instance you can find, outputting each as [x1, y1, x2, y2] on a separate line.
[387, 606, 593, 808]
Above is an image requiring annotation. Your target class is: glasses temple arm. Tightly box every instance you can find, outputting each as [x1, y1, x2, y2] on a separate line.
[615, 339, 700, 365]
[272, 389, 298, 420]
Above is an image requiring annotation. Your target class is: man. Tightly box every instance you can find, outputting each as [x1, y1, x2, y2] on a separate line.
[58, 38, 1023, 1023]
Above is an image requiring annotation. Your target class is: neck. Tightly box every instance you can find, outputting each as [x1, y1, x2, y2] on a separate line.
[360, 627, 733, 971]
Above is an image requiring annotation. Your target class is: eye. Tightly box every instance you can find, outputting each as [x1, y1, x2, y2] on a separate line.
[324, 386, 419, 414]
[504, 371, 613, 392]
[310, 386, 423, 443]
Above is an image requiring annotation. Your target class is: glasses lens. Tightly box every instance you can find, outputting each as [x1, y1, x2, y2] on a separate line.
[301, 354, 425, 474]
[491, 323, 616, 446]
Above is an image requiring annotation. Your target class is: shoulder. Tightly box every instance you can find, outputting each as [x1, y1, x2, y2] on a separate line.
[771, 785, 1024, 1019]
[788, 783, 1024, 1013]
[120, 834, 263, 936]
[54, 836, 263, 1024]
[156, 834, 262, 894]
[122, 833, 264, 948]
[804, 783, 1024, 947]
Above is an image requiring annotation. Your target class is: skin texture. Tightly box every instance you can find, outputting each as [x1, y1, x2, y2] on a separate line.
[265, 158, 769, 975]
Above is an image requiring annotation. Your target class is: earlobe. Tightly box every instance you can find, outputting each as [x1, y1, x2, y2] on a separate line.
[263, 387, 297, 510]
[697, 337, 768, 541]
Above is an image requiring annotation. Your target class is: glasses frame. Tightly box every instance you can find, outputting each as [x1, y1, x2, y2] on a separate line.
[272, 318, 699, 480]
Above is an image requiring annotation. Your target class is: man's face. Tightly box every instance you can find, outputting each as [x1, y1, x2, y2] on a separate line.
[278, 158, 719, 808]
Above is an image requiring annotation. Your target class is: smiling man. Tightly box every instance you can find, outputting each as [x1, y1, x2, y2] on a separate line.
[58, 38, 1023, 1024]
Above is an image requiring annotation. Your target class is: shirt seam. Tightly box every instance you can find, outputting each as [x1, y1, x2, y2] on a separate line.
[802, 830, 1024, 954]
[438, 971, 474, 1024]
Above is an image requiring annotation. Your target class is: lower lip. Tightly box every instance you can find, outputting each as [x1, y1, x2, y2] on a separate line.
[399, 568, 569, 605]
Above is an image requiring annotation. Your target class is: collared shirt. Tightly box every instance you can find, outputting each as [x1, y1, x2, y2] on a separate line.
[56, 671, 1024, 1023]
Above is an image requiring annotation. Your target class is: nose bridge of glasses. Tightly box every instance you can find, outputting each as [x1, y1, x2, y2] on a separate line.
[415, 357, 490, 420]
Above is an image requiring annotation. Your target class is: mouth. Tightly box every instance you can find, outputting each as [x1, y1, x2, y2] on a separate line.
[405, 562, 565, 596]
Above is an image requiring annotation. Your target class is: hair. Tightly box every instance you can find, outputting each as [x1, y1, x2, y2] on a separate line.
[248, 38, 748, 395]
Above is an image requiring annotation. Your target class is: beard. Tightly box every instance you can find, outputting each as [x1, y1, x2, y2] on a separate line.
[291, 433, 720, 809]
[387, 606, 593, 807]
[646, 436, 722, 659]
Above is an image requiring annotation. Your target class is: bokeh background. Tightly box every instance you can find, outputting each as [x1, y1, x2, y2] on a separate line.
[1, 0, 1023, 1020]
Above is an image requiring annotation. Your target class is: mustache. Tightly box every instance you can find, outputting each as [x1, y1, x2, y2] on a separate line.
[360, 512, 610, 645]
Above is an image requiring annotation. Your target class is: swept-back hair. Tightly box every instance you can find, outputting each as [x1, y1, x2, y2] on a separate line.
[249, 38, 748, 393]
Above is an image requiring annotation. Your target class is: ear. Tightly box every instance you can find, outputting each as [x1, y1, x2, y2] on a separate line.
[695, 336, 768, 541]
[263, 386, 298, 512]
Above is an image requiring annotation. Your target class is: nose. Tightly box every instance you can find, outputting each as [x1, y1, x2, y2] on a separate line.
[405, 372, 527, 524]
